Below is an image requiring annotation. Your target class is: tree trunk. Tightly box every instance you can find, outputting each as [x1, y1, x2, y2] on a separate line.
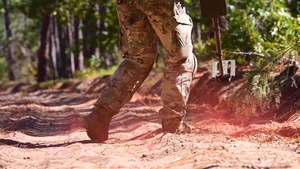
[3, 0, 15, 81]
[193, 22, 202, 43]
[48, 15, 58, 79]
[57, 22, 69, 78]
[73, 17, 84, 71]
[82, 19, 90, 63]
[99, 1, 109, 68]
[67, 14, 75, 77]
[37, 13, 50, 82]
[53, 17, 61, 79]
[82, 6, 97, 66]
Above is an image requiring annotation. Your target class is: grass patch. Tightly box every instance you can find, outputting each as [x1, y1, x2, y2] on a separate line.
[29, 78, 80, 91]
[75, 66, 118, 80]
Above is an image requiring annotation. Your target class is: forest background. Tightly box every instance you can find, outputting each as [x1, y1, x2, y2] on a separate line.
[0, 0, 299, 86]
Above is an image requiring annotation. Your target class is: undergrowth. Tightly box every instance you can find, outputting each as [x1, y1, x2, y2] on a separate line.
[230, 41, 300, 121]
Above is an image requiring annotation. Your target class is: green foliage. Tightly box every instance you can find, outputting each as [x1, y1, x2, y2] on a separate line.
[0, 57, 8, 83]
[0, 0, 121, 83]
[89, 55, 101, 69]
[193, 38, 216, 61]
[52, 0, 120, 68]
[190, 0, 300, 119]
[0, 0, 299, 85]
[192, 0, 300, 63]
[232, 41, 300, 120]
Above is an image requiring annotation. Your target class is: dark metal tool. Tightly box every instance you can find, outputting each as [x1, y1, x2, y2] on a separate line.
[199, 0, 235, 81]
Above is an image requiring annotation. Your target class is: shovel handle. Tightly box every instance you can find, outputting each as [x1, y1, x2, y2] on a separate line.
[212, 17, 224, 76]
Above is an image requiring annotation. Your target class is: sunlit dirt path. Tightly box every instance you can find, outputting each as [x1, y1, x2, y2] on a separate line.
[1, 66, 300, 168]
[0, 90, 300, 168]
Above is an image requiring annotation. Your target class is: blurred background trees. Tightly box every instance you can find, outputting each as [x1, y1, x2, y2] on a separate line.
[0, 0, 299, 84]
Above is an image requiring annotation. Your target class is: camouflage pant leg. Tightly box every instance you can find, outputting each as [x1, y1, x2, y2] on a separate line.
[95, 0, 158, 114]
[136, 0, 198, 120]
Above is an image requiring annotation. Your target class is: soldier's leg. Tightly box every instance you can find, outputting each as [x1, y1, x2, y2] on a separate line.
[84, 1, 158, 142]
[96, 1, 158, 114]
[137, 0, 198, 133]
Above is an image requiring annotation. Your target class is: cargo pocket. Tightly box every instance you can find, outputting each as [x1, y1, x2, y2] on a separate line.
[173, 2, 193, 59]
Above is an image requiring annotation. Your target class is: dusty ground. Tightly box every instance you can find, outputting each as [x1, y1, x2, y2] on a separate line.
[0, 64, 300, 169]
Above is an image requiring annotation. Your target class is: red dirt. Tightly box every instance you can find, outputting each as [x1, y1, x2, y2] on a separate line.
[0, 63, 300, 168]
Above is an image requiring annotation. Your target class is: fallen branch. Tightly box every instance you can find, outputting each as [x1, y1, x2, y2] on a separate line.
[232, 52, 271, 59]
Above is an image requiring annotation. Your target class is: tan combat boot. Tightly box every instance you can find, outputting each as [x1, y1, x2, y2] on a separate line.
[83, 106, 113, 142]
[161, 117, 192, 134]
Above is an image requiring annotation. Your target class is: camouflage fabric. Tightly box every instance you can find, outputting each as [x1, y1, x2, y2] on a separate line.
[95, 0, 197, 120]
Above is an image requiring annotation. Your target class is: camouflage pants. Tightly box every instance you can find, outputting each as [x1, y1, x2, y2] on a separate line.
[95, 0, 197, 120]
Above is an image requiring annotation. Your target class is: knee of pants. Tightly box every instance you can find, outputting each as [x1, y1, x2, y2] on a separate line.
[165, 24, 193, 65]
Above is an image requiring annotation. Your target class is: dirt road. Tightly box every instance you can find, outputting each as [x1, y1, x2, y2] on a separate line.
[1, 69, 300, 168]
